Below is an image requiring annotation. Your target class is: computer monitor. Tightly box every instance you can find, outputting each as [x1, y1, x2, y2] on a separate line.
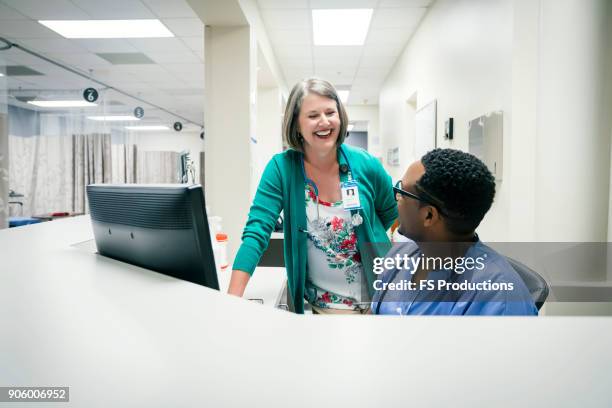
[86, 184, 219, 290]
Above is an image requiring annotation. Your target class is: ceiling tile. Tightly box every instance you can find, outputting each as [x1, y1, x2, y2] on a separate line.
[0, 3, 28, 19]
[71, 0, 156, 19]
[96, 52, 155, 65]
[362, 42, 404, 57]
[267, 29, 311, 46]
[378, 0, 433, 7]
[161, 18, 204, 37]
[0, 20, 63, 39]
[45, 52, 112, 70]
[370, 7, 426, 29]
[180, 36, 203, 54]
[142, 0, 197, 18]
[314, 64, 358, 78]
[20, 38, 88, 54]
[354, 67, 389, 79]
[347, 89, 379, 104]
[313, 70, 355, 85]
[275, 45, 312, 59]
[279, 58, 312, 69]
[257, 0, 308, 9]
[365, 27, 414, 45]
[352, 76, 385, 88]
[127, 37, 191, 53]
[163, 63, 204, 76]
[283, 68, 312, 81]
[1, 0, 90, 19]
[110, 64, 171, 78]
[147, 51, 201, 64]
[358, 56, 397, 69]
[75, 39, 139, 53]
[6, 77, 38, 89]
[2, 48, 47, 65]
[309, 0, 378, 8]
[104, 79, 149, 90]
[314, 56, 360, 68]
[260, 9, 310, 29]
[313, 46, 363, 59]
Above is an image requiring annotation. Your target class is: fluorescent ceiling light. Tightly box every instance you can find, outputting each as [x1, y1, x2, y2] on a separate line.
[38, 19, 174, 39]
[338, 90, 349, 104]
[88, 115, 140, 122]
[312, 9, 373, 46]
[347, 124, 354, 131]
[0, 73, 4, 77]
[125, 125, 169, 131]
[28, 100, 97, 108]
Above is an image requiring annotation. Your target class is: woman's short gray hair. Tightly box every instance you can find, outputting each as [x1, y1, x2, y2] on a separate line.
[283, 77, 349, 152]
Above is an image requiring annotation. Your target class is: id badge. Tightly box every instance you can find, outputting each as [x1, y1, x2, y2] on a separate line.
[341, 181, 361, 210]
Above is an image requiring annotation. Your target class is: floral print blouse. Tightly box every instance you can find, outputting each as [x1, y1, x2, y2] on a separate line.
[303, 184, 368, 310]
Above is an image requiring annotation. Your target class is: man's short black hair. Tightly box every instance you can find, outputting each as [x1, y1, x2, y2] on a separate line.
[418, 148, 496, 235]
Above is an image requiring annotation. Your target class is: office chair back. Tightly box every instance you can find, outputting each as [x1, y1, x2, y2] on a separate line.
[506, 257, 549, 310]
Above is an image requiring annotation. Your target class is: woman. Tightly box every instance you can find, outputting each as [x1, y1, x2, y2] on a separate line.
[228, 78, 397, 314]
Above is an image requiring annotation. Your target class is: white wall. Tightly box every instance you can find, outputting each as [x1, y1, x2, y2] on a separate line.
[134, 131, 204, 184]
[252, 86, 282, 198]
[380, 0, 612, 243]
[204, 25, 255, 261]
[535, 0, 611, 242]
[379, 0, 513, 240]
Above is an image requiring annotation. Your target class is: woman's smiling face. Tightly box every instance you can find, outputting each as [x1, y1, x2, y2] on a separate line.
[298, 92, 341, 156]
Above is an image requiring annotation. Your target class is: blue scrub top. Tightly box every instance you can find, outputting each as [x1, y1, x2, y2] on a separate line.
[371, 240, 538, 316]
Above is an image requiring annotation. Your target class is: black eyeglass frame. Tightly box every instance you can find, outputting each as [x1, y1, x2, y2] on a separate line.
[393, 180, 451, 217]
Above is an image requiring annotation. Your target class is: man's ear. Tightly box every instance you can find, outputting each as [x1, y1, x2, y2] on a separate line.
[423, 206, 440, 227]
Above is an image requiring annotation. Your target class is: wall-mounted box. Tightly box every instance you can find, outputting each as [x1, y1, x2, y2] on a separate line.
[468, 111, 503, 181]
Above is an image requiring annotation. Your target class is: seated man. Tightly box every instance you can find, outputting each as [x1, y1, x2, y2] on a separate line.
[371, 148, 537, 315]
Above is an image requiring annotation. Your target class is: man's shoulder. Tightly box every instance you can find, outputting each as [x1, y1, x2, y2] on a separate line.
[386, 240, 420, 258]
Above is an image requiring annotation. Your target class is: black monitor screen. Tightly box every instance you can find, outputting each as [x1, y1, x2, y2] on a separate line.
[86, 184, 219, 290]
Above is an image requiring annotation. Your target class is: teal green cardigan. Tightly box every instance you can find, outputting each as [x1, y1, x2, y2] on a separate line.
[233, 144, 398, 313]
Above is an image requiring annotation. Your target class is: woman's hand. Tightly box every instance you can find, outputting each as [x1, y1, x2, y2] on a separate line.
[227, 269, 251, 297]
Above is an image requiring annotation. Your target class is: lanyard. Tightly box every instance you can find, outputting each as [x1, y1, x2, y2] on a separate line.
[300, 146, 354, 220]
[300, 146, 353, 193]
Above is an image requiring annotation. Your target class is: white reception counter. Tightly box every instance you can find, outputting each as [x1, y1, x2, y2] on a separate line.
[0, 216, 611, 407]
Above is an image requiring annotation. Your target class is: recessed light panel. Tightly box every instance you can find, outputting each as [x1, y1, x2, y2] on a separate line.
[88, 116, 140, 121]
[312, 9, 373, 46]
[28, 100, 98, 108]
[125, 125, 169, 131]
[38, 19, 174, 39]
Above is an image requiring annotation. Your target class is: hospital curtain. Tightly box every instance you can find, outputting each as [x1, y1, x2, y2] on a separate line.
[72, 133, 112, 214]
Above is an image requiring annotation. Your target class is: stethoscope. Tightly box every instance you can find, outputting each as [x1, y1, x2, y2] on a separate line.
[300, 145, 354, 221]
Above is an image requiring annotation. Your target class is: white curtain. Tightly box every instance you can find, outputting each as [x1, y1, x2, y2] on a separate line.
[9, 133, 73, 216]
[72, 133, 112, 214]
[9, 128, 180, 217]
[111, 143, 137, 184]
[136, 151, 179, 184]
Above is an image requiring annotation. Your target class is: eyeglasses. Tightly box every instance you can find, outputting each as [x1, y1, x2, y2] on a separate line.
[393, 180, 426, 203]
[393, 180, 450, 217]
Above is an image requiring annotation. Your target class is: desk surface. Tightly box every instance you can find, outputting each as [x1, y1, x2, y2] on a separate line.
[1, 216, 611, 407]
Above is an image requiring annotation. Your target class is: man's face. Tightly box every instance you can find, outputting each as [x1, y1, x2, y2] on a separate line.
[397, 161, 427, 241]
